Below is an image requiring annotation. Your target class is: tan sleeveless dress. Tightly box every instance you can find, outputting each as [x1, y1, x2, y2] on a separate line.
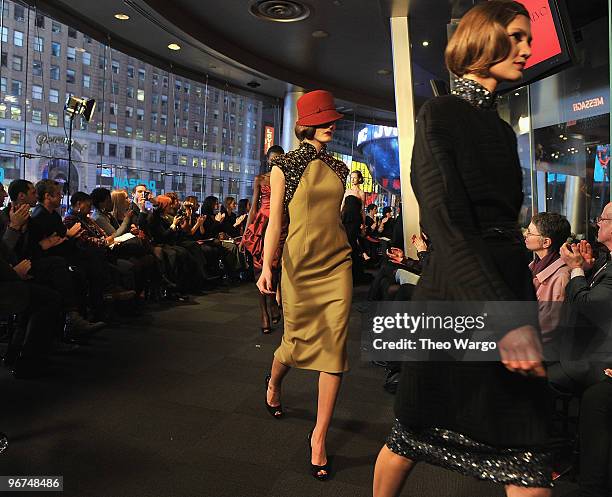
[273, 142, 352, 373]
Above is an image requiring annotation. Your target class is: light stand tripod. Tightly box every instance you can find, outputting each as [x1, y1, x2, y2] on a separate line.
[63, 112, 76, 210]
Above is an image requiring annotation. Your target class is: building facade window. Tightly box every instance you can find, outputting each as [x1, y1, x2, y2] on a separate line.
[10, 80, 22, 96]
[49, 89, 59, 103]
[51, 42, 60, 57]
[31, 109, 42, 124]
[34, 36, 44, 52]
[12, 56, 22, 71]
[32, 85, 43, 99]
[32, 60, 43, 76]
[67, 46, 76, 61]
[82, 51, 91, 65]
[10, 130, 21, 145]
[48, 112, 59, 127]
[50, 65, 59, 80]
[10, 106, 21, 121]
[13, 30, 23, 46]
[14, 5, 25, 21]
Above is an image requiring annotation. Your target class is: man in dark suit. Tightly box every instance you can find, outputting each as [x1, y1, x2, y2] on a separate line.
[555, 202, 612, 497]
[559, 202, 612, 384]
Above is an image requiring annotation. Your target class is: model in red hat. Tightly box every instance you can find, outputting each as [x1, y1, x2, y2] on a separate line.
[256, 89, 351, 481]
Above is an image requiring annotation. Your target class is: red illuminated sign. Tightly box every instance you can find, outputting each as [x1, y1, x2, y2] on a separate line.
[520, 0, 562, 69]
[263, 126, 274, 155]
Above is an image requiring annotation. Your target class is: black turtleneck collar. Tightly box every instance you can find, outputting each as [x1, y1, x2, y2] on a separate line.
[451, 77, 498, 110]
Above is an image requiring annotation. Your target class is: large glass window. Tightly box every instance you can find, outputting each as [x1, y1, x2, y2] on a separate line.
[0, 0, 267, 200]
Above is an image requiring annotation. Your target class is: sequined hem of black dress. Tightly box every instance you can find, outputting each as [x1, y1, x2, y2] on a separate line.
[386, 420, 553, 488]
[451, 77, 498, 110]
[270, 141, 349, 209]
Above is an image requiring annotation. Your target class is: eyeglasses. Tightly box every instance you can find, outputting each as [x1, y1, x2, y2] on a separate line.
[596, 216, 612, 223]
[524, 230, 543, 238]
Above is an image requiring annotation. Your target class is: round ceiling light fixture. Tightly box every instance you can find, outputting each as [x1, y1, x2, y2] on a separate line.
[167, 43, 181, 51]
[249, 1, 311, 22]
[422, 41, 429, 47]
[377, 69, 391, 76]
[114, 13, 130, 20]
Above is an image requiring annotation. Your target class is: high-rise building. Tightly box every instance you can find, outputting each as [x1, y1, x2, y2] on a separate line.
[0, 0, 264, 200]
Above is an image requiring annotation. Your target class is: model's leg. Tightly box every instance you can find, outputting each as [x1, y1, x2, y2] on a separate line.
[268, 294, 281, 323]
[259, 292, 271, 332]
[505, 486, 552, 497]
[310, 372, 343, 476]
[373, 445, 415, 497]
[267, 356, 290, 407]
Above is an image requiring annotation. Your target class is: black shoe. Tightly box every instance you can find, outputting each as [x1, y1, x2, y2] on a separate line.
[264, 374, 283, 419]
[307, 430, 330, 481]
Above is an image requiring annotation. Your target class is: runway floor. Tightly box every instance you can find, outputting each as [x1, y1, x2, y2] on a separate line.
[0, 282, 577, 497]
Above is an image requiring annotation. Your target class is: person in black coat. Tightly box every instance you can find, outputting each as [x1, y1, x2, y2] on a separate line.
[551, 204, 612, 497]
[374, 3, 552, 497]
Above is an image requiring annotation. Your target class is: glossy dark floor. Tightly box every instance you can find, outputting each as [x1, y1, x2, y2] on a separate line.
[0, 283, 577, 497]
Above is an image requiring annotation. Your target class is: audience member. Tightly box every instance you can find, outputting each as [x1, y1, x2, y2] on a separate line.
[524, 212, 571, 342]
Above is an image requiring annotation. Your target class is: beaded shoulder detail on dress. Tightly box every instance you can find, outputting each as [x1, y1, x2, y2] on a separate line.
[271, 142, 349, 208]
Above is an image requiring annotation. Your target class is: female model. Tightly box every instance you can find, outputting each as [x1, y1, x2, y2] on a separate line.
[373, 3, 553, 497]
[342, 171, 370, 266]
[257, 90, 352, 481]
[243, 145, 286, 333]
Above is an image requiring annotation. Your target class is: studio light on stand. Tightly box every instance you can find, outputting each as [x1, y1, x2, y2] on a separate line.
[63, 96, 96, 206]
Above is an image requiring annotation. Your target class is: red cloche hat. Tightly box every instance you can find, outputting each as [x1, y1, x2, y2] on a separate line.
[296, 90, 344, 126]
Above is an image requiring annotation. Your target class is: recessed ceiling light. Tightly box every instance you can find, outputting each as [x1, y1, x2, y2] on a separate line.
[377, 69, 391, 76]
[514, 92, 520, 96]
[114, 13, 130, 20]
[167, 43, 181, 51]
[422, 41, 429, 47]
[312, 30, 329, 38]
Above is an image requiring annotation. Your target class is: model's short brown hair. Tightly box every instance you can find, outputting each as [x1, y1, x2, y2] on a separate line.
[294, 124, 316, 141]
[445, 1, 529, 77]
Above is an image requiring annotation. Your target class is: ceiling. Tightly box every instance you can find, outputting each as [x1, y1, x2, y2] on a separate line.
[31, 0, 608, 123]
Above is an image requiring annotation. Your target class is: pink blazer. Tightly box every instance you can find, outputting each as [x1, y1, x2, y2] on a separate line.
[529, 257, 571, 341]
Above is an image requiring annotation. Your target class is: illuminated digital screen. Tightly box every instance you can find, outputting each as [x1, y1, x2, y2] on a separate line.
[521, 0, 562, 68]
